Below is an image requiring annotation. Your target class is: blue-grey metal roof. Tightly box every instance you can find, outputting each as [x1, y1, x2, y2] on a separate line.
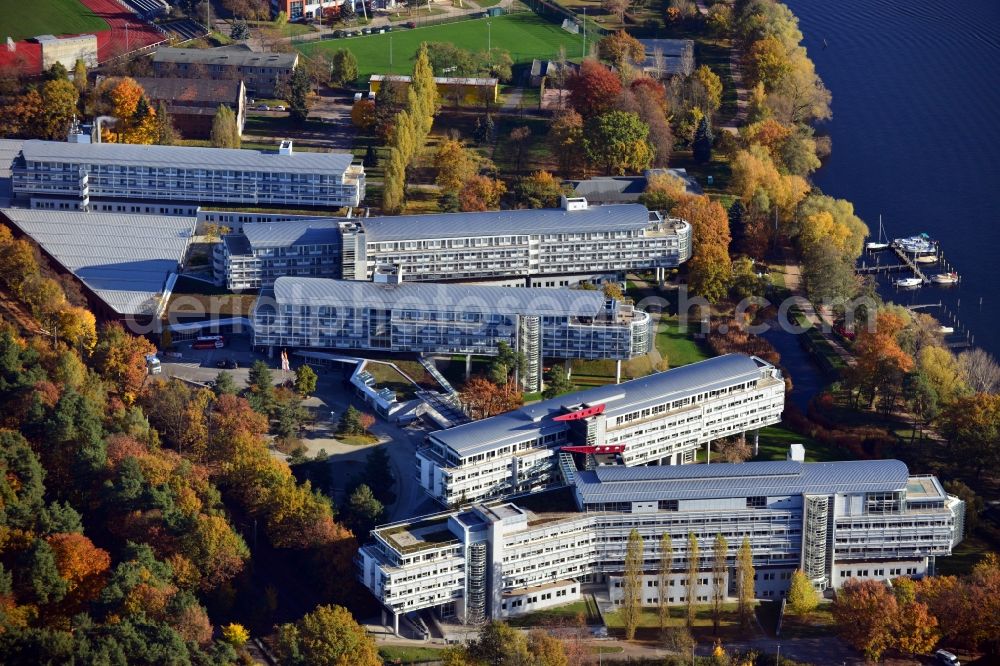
[359, 204, 653, 242]
[2, 208, 194, 315]
[242, 218, 341, 248]
[222, 233, 252, 256]
[574, 459, 912, 504]
[153, 46, 298, 69]
[270, 276, 608, 316]
[19, 140, 353, 175]
[430, 354, 772, 457]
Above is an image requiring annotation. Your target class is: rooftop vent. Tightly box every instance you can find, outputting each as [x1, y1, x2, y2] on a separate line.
[560, 195, 588, 211]
[278, 140, 293, 156]
[787, 443, 805, 462]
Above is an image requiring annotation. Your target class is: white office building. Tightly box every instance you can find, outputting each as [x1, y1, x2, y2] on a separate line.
[217, 198, 692, 290]
[10, 139, 365, 211]
[252, 276, 652, 392]
[417, 354, 786, 506]
[357, 456, 965, 634]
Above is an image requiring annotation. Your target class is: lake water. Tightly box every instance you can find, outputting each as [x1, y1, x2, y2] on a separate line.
[783, 0, 1000, 358]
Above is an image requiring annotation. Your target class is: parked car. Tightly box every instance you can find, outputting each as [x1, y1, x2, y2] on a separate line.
[361, 27, 371, 35]
[934, 651, 960, 666]
[354, 92, 363, 101]
[367, 91, 376, 100]
[257, 104, 270, 111]
[404, 21, 416, 28]
[384, 25, 392, 32]
[333, 29, 344, 38]
[275, 105, 286, 111]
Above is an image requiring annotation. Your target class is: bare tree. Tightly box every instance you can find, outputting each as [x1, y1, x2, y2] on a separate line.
[602, 0, 631, 23]
[652, 47, 666, 79]
[959, 348, 1000, 393]
[715, 435, 752, 463]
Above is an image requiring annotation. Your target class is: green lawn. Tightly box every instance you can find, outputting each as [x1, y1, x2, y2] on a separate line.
[506, 598, 600, 627]
[365, 361, 419, 400]
[298, 13, 585, 84]
[655, 317, 709, 368]
[0, 0, 108, 42]
[248, 20, 316, 38]
[752, 424, 839, 462]
[378, 645, 445, 663]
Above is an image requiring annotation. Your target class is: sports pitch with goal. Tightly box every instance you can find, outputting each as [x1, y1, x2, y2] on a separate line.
[0, 0, 109, 42]
[297, 13, 586, 85]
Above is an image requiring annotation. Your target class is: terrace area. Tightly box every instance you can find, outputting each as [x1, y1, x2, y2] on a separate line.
[376, 516, 459, 555]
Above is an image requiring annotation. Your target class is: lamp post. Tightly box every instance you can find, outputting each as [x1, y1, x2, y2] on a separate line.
[389, 35, 393, 68]
[487, 21, 492, 53]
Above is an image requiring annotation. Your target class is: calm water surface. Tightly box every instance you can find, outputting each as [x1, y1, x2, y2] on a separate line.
[783, 0, 1000, 357]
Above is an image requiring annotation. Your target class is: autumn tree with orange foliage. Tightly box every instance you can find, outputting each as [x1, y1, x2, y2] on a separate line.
[461, 376, 523, 419]
[45, 532, 111, 611]
[102, 77, 158, 144]
[832, 578, 898, 662]
[847, 310, 914, 411]
[459, 175, 506, 212]
[90, 322, 157, 404]
[673, 195, 732, 303]
[566, 59, 622, 119]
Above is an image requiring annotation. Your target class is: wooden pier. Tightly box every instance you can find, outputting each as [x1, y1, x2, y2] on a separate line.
[858, 245, 930, 283]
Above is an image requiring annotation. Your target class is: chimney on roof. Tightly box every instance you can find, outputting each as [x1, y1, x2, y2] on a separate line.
[279, 140, 293, 156]
[560, 195, 588, 211]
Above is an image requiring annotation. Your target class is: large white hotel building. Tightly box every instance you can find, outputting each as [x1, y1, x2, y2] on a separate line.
[217, 198, 692, 290]
[417, 354, 786, 506]
[10, 139, 365, 211]
[357, 455, 965, 634]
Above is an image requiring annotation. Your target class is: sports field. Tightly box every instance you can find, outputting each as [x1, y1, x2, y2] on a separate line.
[298, 13, 586, 84]
[0, 0, 109, 42]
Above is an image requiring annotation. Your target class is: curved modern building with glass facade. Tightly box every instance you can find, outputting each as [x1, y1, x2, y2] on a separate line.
[252, 276, 652, 392]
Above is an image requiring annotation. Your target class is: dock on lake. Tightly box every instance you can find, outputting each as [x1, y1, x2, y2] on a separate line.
[858, 244, 929, 283]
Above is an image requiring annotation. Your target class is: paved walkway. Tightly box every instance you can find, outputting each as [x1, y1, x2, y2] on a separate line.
[779, 258, 856, 368]
[693, 0, 747, 133]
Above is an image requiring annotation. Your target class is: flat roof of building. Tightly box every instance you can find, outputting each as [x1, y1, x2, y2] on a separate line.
[1, 208, 194, 316]
[241, 218, 341, 248]
[574, 459, 912, 504]
[266, 276, 609, 317]
[18, 140, 354, 175]
[430, 354, 774, 458]
[370, 74, 499, 86]
[153, 45, 297, 69]
[358, 203, 655, 242]
[130, 76, 244, 105]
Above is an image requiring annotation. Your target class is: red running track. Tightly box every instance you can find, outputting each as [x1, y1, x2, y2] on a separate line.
[78, 0, 164, 61]
[0, 0, 162, 75]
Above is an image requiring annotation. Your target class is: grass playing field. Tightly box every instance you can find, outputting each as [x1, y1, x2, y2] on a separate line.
[298, 13, 586, 85]
[0, 0, 109, 42]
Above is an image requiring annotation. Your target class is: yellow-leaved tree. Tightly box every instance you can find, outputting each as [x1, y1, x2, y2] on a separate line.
[103, 77, 158, 144]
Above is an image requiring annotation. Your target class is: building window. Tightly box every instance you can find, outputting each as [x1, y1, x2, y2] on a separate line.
[746, 496, 766, 509]
[658, 499, 679, 511]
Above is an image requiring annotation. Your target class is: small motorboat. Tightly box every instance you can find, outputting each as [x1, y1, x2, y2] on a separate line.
[914, 254, 938, 264]
[939, 325, 955, 334]
[894, 277, 923, 288]
[931, 272, 959, 285]
[866, 215, 889, 251]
